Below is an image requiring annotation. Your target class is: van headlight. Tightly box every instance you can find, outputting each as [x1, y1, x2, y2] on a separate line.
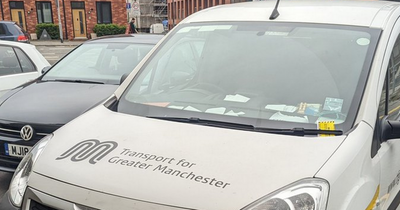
[9, 134, 52, 207]
[243, 178, 329, 210]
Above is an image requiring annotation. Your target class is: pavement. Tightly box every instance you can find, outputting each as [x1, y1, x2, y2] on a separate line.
[30, 39, 85, 47]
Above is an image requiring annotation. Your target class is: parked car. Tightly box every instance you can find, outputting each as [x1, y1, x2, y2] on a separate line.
[0, 21, 30, 43]
[5, 0, 400, 210]
[0, 34, 162, 172]
[0, 40, 50, 97]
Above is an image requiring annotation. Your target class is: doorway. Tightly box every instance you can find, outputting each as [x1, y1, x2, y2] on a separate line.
[11, 9, 25, 31]
[9, 1, 26, 31]
[72, 9, 87, 38]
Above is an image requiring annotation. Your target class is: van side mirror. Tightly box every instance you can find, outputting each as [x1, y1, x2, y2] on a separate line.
[381, 119, 400, 141]
[41, 66, 51, 74]
[120, 73, 129, 85]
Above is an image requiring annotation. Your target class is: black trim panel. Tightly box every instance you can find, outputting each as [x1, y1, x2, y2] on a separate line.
[388, 190, 400, 210]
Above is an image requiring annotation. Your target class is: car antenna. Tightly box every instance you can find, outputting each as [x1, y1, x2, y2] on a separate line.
[269, 0, 281, 20]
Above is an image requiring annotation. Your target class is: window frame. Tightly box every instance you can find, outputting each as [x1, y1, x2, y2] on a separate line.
[14, 47, 36, 73]
[9, 1, 24, 9]
[378, 33, 400, 121]
[71, 1, 85, 9]
[96, 2, 112, 24]
[36, 1, 53, 24]
[0, 45, 23, 76]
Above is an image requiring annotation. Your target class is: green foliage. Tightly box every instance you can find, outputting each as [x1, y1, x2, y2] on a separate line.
[93, 24, 127, 37]
[35, 23, 60, 39]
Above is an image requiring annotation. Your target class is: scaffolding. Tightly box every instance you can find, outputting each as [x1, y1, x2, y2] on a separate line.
[128, 0, 167, 32]
[152, 0, 168, 22]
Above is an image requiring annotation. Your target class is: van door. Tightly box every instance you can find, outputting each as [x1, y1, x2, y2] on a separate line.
[375, 20, 400, 209]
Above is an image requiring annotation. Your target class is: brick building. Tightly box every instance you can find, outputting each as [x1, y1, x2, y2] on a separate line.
[0, 0, 127, 40]
[167, 0, 248, 29]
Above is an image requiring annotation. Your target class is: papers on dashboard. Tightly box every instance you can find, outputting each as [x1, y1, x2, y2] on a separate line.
[205, 107, 226, 114]
[224, 94, 250, 103]
[225, 110, 245, 116]
[265, 105, 297, 113]
[269, 112, 309, 123]
[168, 105, 185, 110]
[184, 106, 201, 112]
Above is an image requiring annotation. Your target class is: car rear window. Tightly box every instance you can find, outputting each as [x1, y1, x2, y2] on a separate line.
[0, 46, 22, 75]
[0, 24, 7, 35]
[14, 48, 35, 72]
[6, 23, 23, 35]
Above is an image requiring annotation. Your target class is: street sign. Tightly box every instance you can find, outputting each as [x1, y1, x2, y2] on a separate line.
[131, 1, 140, 16]
[132, 2, 139, 10]
[126, 3, 131, 9]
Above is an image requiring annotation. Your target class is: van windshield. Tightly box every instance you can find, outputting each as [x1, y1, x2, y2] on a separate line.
[117, 22, 380, 132]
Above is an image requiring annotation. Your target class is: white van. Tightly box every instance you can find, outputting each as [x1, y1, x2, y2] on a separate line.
[150, 23, 165, 34]
[2, 1, 400, 210]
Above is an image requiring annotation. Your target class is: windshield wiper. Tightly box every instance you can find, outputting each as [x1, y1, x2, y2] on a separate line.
[147, 116, 254, 130]
[254, 127, 343, 136]
[146, 116, 343, 136]
[53, 79, 105, 84]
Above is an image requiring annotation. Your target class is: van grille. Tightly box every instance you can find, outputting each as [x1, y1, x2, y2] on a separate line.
[29, 200, 57, 210]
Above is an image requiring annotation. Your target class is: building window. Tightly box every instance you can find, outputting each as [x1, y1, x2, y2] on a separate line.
[71, 2, 85, 9]
[96, 2, 112, 24]
[9, 1, 24, 9]
[36, 2, 53, 23]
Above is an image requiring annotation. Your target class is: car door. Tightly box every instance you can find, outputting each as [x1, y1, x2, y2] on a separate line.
[0, 45, 38, 96]
[374, 19, 400, 210]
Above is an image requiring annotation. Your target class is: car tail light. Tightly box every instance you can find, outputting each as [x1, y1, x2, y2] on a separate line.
[17, 35, 28, 42]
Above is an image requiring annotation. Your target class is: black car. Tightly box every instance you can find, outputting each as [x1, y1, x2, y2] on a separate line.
[0, 21, 29, 43]
[0, 34, 163, 172]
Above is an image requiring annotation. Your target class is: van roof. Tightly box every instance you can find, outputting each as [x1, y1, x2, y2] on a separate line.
[182, 0, 400, 28]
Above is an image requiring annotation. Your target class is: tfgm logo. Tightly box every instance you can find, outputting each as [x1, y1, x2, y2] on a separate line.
[56, 139, 118, 164]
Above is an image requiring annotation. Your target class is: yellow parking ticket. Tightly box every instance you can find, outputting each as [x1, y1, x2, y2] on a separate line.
[318, 121, 335, 137]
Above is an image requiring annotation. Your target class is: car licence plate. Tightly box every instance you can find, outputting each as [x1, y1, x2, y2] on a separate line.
[4, 143, 32, 158]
